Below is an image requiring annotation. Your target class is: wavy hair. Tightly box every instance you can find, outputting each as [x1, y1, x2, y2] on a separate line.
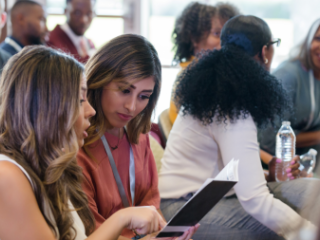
[85, 34, 161, 145]
[172, 2, 239, 63]
[175, 16, 290, 127]
[0, 46, 95, 239]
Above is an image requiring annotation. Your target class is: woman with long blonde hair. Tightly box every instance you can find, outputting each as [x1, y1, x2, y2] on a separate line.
[0, 46, 169, 240]
[77, 34, 199, 240]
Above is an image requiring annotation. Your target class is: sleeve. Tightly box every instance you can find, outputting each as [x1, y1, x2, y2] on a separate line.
[138, 134, 161, 209]
[258, 63, 299, 155]
[77, 150, 106, 230]
[214, 117, 313, 238]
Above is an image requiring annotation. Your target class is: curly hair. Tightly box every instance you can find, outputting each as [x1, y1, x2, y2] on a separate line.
[175, 45, 290, 128]
[172, 2, 239, 63]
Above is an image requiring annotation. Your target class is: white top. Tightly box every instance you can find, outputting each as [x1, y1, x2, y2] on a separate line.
[0, 154, 87, 240]
[159, 113, 315, 239]
[60, 23, 95, 58]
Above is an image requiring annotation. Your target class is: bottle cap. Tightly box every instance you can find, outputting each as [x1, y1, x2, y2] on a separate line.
[282, 121, 291, 126]
[308, 148, 318, 156]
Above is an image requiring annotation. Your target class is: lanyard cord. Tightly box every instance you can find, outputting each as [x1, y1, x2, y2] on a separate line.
[101, 129, 135, 207]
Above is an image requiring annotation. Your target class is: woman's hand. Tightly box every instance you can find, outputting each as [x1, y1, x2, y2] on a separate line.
[284, 156, 300, 180]
[267, 156, 300, 182]
[122, 206, 166, 235]
[142, 224, 201, 240]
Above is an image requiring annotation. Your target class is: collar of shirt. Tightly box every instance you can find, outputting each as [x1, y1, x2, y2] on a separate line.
[60, 23, 86, 56]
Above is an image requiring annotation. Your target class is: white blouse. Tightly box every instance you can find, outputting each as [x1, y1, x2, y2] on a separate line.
[159, 113, 314, 239]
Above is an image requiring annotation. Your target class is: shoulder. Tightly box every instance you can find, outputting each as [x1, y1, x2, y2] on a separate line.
[0, 48, 11, 61]
[0, 160, 34, 196]
[210, 114, 256, 134]
[273, 60, 304, 83]
[0, 49, 10, 70]
[77, 147, 98, 170]
[47, 25, 68, 45]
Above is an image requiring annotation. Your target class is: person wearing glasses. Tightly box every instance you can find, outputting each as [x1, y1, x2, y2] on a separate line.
[159, 15, 315, 240]
[259, 18, 320, 167]
[47, 0, 96, 63]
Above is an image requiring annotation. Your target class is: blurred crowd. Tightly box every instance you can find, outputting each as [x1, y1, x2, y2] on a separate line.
[0, 0, 320, 240]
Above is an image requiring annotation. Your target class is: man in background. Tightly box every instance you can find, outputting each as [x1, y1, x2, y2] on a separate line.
[0, 0, 48, 56]
[47, 0, 96, 63]
[0, 0, 10, 71]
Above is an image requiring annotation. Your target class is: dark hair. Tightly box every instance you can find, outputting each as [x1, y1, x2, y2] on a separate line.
[221, 15, 271, 58]
[85, 34, 161, 145]
[172, 2, 239, 63]
[295, 18, 320, 71]
[174, 15, 290, 128]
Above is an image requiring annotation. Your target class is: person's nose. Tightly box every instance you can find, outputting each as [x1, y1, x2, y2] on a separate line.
[81, 15, 89, 25]
[85, 101, 96, 119]
[124, 95, 136, 113]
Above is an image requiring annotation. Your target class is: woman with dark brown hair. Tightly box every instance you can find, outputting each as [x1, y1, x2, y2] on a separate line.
[77, 34, 199, 240]
[168, 2, 240, 124]
[0, 46, 171, 240]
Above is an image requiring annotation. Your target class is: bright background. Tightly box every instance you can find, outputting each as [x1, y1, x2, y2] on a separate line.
[45, 0, 320, 122]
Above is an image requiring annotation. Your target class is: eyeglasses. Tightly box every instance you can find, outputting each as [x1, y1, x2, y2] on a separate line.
[266, 38, 281, 47]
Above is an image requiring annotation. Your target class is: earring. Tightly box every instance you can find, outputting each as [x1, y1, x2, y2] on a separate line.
[265, 58, 269, 64]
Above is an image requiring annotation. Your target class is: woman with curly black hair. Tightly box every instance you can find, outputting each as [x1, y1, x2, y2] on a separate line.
[168, 2, 239, 124]
[159, 15, 316, 240]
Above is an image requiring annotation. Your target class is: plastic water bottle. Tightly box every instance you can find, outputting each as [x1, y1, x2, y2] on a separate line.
[275, 121, 296, 182]
[299, 149, 317, 176]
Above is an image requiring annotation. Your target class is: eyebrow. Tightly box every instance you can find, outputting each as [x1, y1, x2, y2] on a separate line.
[118, 81, 153, 93]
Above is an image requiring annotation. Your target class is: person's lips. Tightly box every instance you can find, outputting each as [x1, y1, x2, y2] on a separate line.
[117, 113, 133, 121]
[83, 130, 88, 138]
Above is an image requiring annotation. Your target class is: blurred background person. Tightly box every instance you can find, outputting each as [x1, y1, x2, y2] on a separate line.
[0, 0, 47, 56]
[258, 18, 320, 167]
[168, 2, 239, 125]
[0, 0, 9, 72]
[159, 15, 314, 240]
[47, 0, 95, 64]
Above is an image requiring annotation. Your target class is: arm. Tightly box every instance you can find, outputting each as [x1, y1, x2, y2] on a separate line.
[260, 149, 273, 165]
[215, 117, 312, 237]
[0, 162, 57, 240]
[137, 134, 161, 209]
[81, 171, 106, 229]
[88, 206, 166, 240]
[0, 162, 167, 240]
[296, 130, 320, 148]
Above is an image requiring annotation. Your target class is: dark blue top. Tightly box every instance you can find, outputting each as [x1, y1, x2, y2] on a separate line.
[0, 48, 10, 73]
[0, 36, 24, 56]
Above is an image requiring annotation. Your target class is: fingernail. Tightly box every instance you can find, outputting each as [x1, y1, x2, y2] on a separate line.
[291, 160, 295, 164]
[290, 176, 295, 180]
[287, 173, 292, 177]
[276, 158, 282, 163]
[286, 168, 291, 173]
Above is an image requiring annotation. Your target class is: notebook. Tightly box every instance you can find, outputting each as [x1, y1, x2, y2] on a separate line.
[156, 159, 239, 238]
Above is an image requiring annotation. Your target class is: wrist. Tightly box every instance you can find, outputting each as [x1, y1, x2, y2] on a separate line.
[116, 208, 132, 230]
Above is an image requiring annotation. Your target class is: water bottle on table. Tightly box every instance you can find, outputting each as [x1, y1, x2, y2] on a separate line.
[275, 121, 296, 182]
